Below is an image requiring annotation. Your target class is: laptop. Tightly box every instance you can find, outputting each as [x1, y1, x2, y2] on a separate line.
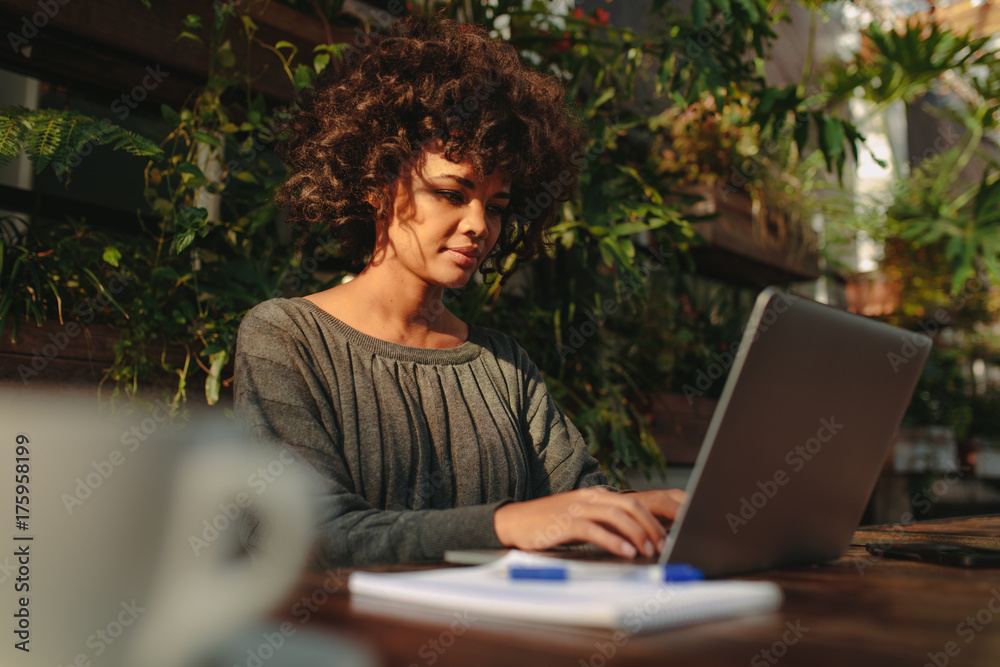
[660, 286, 931, 576]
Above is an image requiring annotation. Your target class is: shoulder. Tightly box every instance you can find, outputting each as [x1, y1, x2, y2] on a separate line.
[240, 298, 338, 340]
[468, 324, 543, 384]
[469, 324, 528, 362]
[241, 298, 307, 330]
[237, 298, 342, 361]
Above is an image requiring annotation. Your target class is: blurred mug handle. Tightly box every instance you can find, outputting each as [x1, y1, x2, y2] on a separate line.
[125, 439, 315, 667]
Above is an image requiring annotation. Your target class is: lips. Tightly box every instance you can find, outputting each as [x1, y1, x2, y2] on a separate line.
[445, 246, 481, 268]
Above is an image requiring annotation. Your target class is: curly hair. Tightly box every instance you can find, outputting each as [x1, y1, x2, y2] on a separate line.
[275, 14, 585, 274]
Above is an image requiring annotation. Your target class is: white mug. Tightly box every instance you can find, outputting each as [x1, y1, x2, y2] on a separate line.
[0, 389, 316, 667]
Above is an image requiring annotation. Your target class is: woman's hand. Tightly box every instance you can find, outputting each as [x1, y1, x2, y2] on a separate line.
[492, 487, 687, 559]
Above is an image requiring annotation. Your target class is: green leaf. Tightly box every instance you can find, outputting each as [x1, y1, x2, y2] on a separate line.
[102, 246, 121, 267]
[151, 266, 181, 282]
[218, 41, 236, 68]
[945, 234, 963, 260]
[691, 0, 709, 29]
[817, 116, 844, 173]
[598, 238, 616, 267]
[582, 88, 616, 118]
[161, 104, 181, 126]
[205, 349, 229, 405]
[950, 263, 975, 296]
[973, 172, 1000, 224]
[793, 113, 810, 153]
[177, 162, 209, 188]
[734, 0, 760, 23]
[322, 42, 353, 62]
[241, 15, 259, 34]
[192, 131, 221, 147]
[313, 53, 331, 75]
[179, 204, 209, 227]
[0, 111, 29, 168]
[293, 64, 314, 90]
[173, 229, 196, 254]
[152, 198, 173, 216]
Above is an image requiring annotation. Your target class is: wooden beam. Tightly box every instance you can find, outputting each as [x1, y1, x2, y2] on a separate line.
[0, 0, 352, 106]
[686, 187, 821, 286]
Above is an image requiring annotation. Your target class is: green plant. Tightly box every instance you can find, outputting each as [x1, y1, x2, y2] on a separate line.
[0, 107, 162, 179]
[825, 20, 1000, 295]
[651, 91, 759, 186]
[904, 346, 975, 439]
[113, 0, 349, 404]
[0, 109, 163, 345]
[1, 1, 340, 405]
[0, 215, 133, 345]
[819, 19, 1000, 443]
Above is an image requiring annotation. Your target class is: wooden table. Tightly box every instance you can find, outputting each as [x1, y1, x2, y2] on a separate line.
[274, 517, 1000, 666]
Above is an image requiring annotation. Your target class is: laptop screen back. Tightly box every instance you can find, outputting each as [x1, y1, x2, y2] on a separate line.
[661, 288, 931, 576]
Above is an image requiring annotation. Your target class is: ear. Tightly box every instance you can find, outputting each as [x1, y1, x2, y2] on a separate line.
[367, 183, 396, 232]
[365, 186, 386, 218]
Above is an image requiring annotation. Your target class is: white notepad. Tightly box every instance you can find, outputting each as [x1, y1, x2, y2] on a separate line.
[348, 550, 783, 633]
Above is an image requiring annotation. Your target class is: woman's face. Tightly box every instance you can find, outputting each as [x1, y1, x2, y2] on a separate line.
[375, 147, 511, 290]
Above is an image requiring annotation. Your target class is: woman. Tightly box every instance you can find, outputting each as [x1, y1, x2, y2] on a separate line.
[235, 15, 684, 566]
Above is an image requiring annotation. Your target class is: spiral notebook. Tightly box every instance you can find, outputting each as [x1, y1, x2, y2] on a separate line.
[348, 550, 782, 633]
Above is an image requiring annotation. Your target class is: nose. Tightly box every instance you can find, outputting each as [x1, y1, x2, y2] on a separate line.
[461, 202, 489, 239]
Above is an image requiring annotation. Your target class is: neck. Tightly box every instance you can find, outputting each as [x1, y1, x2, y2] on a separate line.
[356, 263, 448, 328]
[308, 259, 467, 348]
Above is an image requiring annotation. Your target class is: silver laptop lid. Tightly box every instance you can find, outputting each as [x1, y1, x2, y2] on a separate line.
[661, 287, 930, 576]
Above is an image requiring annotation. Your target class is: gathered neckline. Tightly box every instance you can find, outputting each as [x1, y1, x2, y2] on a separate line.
[288, 297, 485, 365]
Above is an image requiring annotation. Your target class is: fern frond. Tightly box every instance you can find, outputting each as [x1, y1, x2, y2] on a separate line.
[101, 126, 163, 158]
[0, 107, 31, 167]
[57, 116, 92, 173]
[0, 106, 162, 177]
[28, 111, 68, 172]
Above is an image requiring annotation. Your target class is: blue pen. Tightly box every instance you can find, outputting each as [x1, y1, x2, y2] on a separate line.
[507, 563, 703, 583]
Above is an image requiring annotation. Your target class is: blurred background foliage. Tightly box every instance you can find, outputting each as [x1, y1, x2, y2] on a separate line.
[817, 16, 1000, 453]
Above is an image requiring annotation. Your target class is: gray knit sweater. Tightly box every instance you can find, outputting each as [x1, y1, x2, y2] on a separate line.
[234, 297, 608, 565]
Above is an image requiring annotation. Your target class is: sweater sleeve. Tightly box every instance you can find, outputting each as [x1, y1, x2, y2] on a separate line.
[514, 343, 611, 497]
[234, 305, 507, 566]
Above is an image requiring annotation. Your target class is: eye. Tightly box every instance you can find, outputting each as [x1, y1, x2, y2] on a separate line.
[437, 190, 465, 205]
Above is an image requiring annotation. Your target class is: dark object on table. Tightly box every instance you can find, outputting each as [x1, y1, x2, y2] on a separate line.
[866, 541, 1000, 568]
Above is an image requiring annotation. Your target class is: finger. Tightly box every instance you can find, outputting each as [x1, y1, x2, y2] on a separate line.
[576, 520, 643, 559]
[560, 487, 658, 540]
[604, 493, 667, 546]
[634, 489, 687, 521]
[665, 488, 688, 505]
[575, 501, 660, 557]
